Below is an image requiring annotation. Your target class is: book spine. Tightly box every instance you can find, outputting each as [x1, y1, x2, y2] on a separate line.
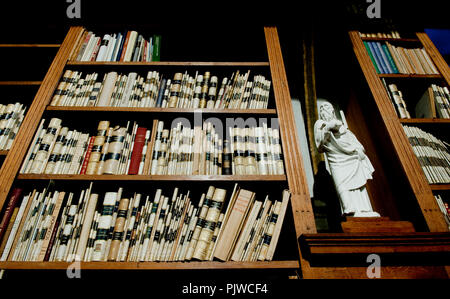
[0, 188, 23, 242]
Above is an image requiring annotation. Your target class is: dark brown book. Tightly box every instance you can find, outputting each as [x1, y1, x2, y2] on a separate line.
[0, 188, 23, 243]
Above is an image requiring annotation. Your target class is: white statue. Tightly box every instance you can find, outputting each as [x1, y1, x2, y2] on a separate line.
[314, 102, 380, 217]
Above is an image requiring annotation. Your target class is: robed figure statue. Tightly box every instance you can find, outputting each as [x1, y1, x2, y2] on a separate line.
[314, 102, 380, 217]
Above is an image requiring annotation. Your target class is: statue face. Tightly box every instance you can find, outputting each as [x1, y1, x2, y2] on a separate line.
[319, 103, 335, 121]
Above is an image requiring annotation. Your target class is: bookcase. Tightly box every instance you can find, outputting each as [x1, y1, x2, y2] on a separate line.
[0, 30, 61, 167]
[0, 26, 315, 276]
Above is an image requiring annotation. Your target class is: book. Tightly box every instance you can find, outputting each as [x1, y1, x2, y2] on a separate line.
[0, 188, 23, 243]
[214, 189, 254, 261]
[415, 87, 436, 118]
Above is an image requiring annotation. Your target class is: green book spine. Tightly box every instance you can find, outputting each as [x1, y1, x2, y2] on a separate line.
[382, 44, 399, 73]
[152, 35, 161, 62]
[363, 41, 380, 74]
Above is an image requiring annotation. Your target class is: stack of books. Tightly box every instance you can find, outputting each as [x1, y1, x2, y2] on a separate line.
[0, 102, 26, 151]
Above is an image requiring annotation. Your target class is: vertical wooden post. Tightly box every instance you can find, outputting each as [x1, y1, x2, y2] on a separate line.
[264, 27, 316, 237]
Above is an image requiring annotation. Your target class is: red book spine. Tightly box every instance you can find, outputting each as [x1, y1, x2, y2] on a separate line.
[128, 127, 147, 175]
[44, 219, 59, 261]
[119, 31, 131, 62]
[80, 136, 95, 174]
[0, 188, 23, 242]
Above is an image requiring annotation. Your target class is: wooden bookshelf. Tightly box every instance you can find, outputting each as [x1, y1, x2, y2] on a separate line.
[45, 106, 277, 115]
[16, 174, 287, 181]
[378, 74, 442, 79]
[0, 150, 8, 156]
[67, 61, 270, 67]
[349, 30, 450, 232]
[430, 184, 450, 191]
[361, 37, 420, 43]
[0, 44, 60, 48]
[0, 26, 309, 275]
[399, 118, 450, 124]
[0, 260, 299, 270]
[0, 81, 42, 86]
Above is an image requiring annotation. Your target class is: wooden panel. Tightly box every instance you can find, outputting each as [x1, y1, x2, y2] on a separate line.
[349, 31, 448, 232]
[341, 221, 415, 233]
[0, 27, 85, 210]
[264, 27, 316, 237]
[430, 184, 450, 191]
[16, 174, 287, 181]
[0, 260, 299, 270]
[300, 232, 450, 255]
[302, 265, 448, 279]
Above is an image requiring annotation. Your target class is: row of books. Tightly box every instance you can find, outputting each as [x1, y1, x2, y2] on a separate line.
[49, 69, 271, 110]
[0, 184, 289, 262]
[20, 119, 151, 176]
[364, 41, 438, 74]
[0, 102, 26, 151]
[403, 125, 450, 184]
[383, 81, 450, 119]
[150, 120, 284, 176]
[434, 194, 450, 230]
[75, 30, 161, 62]
[20, 117, 285, 176]
[359, 31, 401, 39]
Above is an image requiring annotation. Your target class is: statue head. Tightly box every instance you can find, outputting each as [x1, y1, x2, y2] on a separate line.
[319, 102, 336, 121]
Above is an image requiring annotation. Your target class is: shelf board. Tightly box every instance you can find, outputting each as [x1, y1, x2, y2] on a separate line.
[0, 260, 299, 270]
[66, 61, 270, 67]
[361, 37, 420, 43]
[46, 106, 277, 114]
[16, 174, 287, 181]
[430, 184, 450, 191]
[0, 44, 60, 48]
[377, 73, 442, 79]
[0, 150, 8, 156]
[399, 118, 450, 124]
[0, 81, 42, 86]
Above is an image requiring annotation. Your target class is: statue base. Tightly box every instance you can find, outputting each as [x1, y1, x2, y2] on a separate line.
[341, 216, 415, 233]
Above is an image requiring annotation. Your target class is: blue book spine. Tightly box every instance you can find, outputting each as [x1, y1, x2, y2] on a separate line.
[375, 42, 393, 73]
[368, 42, 387, 74]
[372, 42, 390, 73]
[381, 44, 399, 73]
[115, 31, 127, 61]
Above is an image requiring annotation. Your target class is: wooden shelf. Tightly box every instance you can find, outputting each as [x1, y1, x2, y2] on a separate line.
[430, 184, 450, 191]
[46, 106, 277, 115]
[16, 174, 287, 182]
[0, 81, 42, 86]
[0, 44, 60, 48]
[0, 260, 299, 270]
[377, 73, 442, 79]
[66, 61, 270, 67]
[0, 150, 8, 156]
[399, 118, 450, 124]
[299, 232, 450, 257]
[361, 37, 420, 43]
